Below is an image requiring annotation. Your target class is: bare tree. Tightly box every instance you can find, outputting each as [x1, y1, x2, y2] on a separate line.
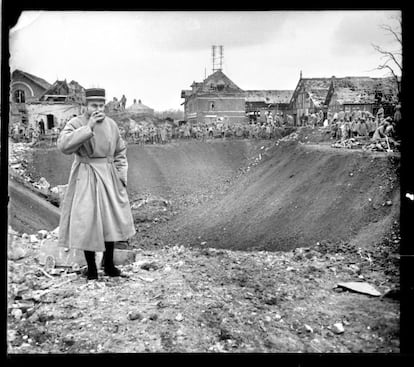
[372, 16, 402, 98]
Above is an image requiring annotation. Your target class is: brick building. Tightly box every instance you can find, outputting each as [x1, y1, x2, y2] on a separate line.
[11, 69, 52, 103]
[181, 70, 247, 125]
[10, 69, 52, 125]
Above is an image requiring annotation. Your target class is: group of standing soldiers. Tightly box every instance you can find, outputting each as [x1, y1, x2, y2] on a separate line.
[11, 120, 44, 144]
[106, 95, 127, 112]
[119, 119, 289, 145]
[10, 118, 64, 146]
[328, 105, 401, 144]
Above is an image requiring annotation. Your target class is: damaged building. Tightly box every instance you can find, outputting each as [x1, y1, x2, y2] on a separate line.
[289, 74, 332, 125]
[325, 76, 400, 117]
[289, 72, 400, 124]
[10, 69, 52, 126]
[181, 70, 247, 125]
[244, 90, 293, 123]
[10, 70, 86, 131]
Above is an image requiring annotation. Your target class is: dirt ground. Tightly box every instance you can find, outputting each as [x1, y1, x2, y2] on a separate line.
[7, 227, 399, 353]
[7, 128, 401, 353]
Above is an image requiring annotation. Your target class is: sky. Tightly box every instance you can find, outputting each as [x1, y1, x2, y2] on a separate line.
[9, 10, 402, 111]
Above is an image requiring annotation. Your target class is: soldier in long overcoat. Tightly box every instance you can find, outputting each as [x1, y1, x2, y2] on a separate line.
[57, 88, 135, 280]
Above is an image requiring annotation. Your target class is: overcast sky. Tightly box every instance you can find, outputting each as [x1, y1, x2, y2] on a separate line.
[10, 10, 401, 111]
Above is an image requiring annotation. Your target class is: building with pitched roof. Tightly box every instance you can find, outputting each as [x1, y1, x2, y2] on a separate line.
[181, 70, 247, 125]
[289, 75, 332, 125]
[11, 69, 52, 103]
[39, 79, 86, 104]
[10, 69, 53, 126]
[289, 73, 399, 124]
[325, 76, 399, 117]
[10, 70, 85, 131]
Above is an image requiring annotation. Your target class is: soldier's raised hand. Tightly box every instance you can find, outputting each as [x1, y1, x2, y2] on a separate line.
[88, 111, 105, 130]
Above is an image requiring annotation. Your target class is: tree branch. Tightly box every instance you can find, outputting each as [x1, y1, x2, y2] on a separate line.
[380, 24, 402, 45]
[372, 43, 402, 72]
[376, 64, 401, 94]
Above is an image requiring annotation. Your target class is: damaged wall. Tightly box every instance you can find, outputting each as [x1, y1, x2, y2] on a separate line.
[25, 103, 83, 130]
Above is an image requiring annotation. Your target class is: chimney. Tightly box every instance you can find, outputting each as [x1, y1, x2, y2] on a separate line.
[300, 70, 302, 79]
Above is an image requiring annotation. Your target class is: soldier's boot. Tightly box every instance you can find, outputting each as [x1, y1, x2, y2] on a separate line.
[103, 242, 122, 277]
[83, 251, 98, 280]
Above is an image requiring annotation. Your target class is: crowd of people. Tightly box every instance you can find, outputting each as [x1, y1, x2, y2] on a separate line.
[119, 119, 290, 145]
[324, 105, 401, 145]
[10, 118, 68, 146]
[9, 104, 402, 149]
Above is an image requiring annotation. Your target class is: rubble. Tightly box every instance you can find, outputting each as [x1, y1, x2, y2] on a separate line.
[331, 137, 399, 152]
[7, 228, 399, 353]
[336, 282, 381, 297]
[37, 230, 48, 239]
[332, 323, 345, 334]
[128, 311, 144, 321]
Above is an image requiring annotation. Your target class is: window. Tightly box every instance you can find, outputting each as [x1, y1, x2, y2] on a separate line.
[14, 89, 25, 103]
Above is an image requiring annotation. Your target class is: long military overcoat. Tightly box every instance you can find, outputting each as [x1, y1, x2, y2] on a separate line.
[57, 114, 136, 252]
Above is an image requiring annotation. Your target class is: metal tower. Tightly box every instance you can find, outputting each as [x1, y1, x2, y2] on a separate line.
[212, 45, 224, 72]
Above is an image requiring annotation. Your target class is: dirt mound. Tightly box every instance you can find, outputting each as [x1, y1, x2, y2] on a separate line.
[28, 140, 261, 199]
[154, 141, 400, 252]
[8, 179, 60, 233]
[25, 138, 399, 252]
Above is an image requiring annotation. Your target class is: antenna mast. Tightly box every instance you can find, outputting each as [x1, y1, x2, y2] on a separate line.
[212, 45, 224, 72]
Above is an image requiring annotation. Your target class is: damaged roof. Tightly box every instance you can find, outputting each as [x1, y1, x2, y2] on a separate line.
[187, 70, 244, 96]
[301, 78, 332, 107]
[245, 90, 293, 104]
[330, 76, 399, 104]
[12, 69, 52, 90]
[39, 79, 86, 103]
[290, 77, 332, 107]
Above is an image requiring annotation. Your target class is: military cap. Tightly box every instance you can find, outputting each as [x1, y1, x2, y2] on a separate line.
[85, 88, 106, 101]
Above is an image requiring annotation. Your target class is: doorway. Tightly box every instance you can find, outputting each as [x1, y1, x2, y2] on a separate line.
[46, 114, 54, 130]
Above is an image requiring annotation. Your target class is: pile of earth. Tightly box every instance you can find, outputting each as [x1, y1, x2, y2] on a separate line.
[18, 131, 400, 254]
[153, 140, 399, 252]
